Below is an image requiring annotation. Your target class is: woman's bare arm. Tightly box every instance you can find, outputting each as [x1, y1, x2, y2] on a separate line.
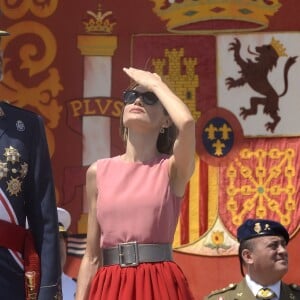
[76, 162, 102, 300]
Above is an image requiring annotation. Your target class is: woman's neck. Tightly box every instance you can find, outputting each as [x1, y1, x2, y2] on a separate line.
[123, 130, 160, 162]
[122, 143, 160, 163]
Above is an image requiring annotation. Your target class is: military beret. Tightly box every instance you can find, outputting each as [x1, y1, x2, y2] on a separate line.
[237, 218, 289, 244]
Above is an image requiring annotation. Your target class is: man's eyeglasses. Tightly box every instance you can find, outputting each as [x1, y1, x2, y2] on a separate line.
[123, 90, 159, 106]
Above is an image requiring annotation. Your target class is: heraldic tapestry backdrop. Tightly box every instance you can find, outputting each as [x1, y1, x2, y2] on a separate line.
[1, 1, 300, 299]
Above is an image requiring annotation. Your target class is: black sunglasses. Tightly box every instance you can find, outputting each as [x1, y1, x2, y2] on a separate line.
[123, 90, 159, 105]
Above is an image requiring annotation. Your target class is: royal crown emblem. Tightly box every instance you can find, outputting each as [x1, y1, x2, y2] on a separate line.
[150, 0, 282, 33]
[270, 37, 287, 57]
[83, 4, 116, 34]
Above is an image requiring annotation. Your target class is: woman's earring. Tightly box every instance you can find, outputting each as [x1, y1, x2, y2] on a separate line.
[160, 127, 165, 134]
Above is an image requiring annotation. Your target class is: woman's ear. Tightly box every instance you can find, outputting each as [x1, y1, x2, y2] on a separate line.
[163, 116, 172, 128]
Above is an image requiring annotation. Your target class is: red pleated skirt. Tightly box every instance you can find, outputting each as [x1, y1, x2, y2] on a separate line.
[88, 261, 194, 300]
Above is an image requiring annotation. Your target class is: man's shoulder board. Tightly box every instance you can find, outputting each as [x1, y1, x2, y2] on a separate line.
[207, 283, 237, 298]
[289, 283, 300, 292]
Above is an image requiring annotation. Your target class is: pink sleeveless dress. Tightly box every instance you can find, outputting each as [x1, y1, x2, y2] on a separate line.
[89, 155, 194, 300]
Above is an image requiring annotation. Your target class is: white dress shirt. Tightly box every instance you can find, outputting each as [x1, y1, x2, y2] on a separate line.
[245, 274, 280, 300]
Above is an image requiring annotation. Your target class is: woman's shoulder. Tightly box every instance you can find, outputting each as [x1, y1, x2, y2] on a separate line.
[91, 155, 170, 169]
[87, 157, 120, 181]
[86, 162, 97, 180]
[90, 156, 121, 171]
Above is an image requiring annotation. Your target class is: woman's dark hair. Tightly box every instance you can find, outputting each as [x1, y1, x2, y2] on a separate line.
[156, 122, 178, 154]
[119, 105, 178, 155]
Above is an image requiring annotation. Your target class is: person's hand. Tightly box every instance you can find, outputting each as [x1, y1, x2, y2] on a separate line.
[123, 67, 162, 91]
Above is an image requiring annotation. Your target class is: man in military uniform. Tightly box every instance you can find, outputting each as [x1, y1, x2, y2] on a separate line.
[0, 29, 61, 298]
[204, 218, 300, 300]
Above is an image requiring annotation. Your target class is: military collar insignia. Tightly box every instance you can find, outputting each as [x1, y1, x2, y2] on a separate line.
[256, 287, 276, 299]
[16, 120, 25, 132]
[0, 102, 26, 131]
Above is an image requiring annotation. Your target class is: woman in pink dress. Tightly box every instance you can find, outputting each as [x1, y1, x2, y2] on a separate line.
[76, 67, 195, 300]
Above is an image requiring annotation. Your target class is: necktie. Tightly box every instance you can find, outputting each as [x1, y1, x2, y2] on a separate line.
[256, 287, 276, 299]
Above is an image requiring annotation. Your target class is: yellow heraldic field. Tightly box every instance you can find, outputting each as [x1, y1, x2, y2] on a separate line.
[174, 154, 220, 251]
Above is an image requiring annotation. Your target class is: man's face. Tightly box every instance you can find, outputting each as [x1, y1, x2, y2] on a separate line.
[246, 235, 288, 284]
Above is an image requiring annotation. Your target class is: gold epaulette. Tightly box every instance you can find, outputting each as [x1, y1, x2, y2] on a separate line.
[207, 283, 237, 298]
[289, 283, 300, 291]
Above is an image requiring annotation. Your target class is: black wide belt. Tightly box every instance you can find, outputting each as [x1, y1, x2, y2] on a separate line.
[102, 242, 173, 267]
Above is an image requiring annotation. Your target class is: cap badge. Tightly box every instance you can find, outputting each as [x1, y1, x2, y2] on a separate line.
[254, 222, 262, 234]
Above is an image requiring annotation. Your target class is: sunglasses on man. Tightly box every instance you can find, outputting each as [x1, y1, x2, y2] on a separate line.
[123, 90, 159, 106]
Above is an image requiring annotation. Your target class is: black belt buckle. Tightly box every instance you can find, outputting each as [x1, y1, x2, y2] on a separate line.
[118, 241, 139, 267]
